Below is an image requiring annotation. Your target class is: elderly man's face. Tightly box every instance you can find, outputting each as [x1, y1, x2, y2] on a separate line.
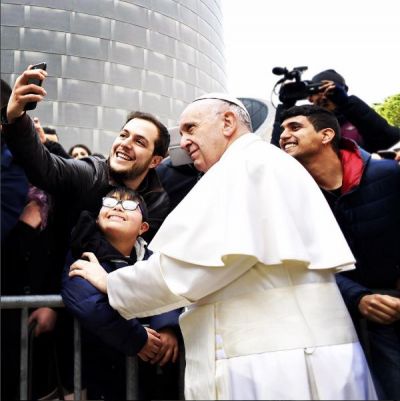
[179, 101, 228, 172]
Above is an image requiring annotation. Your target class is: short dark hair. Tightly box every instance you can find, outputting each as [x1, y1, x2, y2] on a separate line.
[125, 111, 170, 158]
[43, 126, 58, 138]
[281, 105, 341, 152]
[105, 187, 148, 221]
[68, 143, 92, 156]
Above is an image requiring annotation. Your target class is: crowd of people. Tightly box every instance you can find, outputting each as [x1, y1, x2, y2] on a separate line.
[1, 65, 399, 401]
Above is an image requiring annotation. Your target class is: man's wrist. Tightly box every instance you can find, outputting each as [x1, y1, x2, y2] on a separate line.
[1, 106, 25, 125]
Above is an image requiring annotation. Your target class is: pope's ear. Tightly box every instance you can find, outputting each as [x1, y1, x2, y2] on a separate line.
[321, 128, 335, 144]
[222, 110, 236, 137]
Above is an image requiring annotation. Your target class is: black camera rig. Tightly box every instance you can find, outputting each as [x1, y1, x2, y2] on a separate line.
[272, 66, 323, 104]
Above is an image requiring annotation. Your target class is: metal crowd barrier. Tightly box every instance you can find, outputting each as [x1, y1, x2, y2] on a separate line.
[0, 294, 143, 400]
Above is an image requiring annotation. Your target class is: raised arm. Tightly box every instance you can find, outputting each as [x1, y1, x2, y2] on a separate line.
[2, 67, 105, 198]
[6, 65, 47, 123]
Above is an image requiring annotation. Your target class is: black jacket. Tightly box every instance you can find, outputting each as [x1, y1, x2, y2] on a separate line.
[336, 95, 400, 153]
[3, 113, 170, 242]
[156, 157, 201, 212]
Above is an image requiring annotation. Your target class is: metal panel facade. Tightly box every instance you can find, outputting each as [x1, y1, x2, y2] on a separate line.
[1, 0, 226, 154]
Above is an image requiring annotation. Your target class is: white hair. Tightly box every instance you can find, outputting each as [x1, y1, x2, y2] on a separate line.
[193, 93, 252, 131]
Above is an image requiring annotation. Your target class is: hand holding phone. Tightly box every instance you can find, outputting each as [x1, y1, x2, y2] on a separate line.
[377, 150, 397, 160]
[24, 62, 47, 111]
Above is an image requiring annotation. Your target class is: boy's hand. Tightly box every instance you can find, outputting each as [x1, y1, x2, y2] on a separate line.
[138, 327, 161, 362]
[7, 66, 47, 123]
[149, 327, 179, 366]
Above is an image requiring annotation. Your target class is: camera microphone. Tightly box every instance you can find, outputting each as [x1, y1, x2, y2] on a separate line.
[272, 65, 323, 103]
[272, 67, 288, 76]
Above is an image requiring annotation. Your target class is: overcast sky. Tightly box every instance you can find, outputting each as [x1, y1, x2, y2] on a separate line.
[221, 0, 400, 106]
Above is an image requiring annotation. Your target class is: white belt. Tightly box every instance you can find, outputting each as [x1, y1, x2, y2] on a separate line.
[185, 282, 357, 356]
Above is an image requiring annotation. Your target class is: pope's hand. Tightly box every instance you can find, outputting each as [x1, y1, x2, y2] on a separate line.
[69, 252, 108, 293]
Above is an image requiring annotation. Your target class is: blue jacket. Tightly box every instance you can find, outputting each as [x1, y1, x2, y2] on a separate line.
[61, 211, 181, 356]
[322, 140, 400, 315]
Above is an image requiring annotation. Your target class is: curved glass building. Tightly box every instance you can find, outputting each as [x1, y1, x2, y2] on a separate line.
[1, 0, 226, 154]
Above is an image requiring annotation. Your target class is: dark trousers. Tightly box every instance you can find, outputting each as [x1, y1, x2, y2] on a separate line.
[357, 317, 400, 400]
[366, 320, 400, 400]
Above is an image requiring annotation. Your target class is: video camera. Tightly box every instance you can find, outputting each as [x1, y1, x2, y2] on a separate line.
[272, 66, 323, 104]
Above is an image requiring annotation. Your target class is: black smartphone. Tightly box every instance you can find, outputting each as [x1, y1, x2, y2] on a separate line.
[24, 62, 47, 111]
[377, 150, 397, 160]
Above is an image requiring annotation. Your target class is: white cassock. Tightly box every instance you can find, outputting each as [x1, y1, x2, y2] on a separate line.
[107, 133, 377, 400]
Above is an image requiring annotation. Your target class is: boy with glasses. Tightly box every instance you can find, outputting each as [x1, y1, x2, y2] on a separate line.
[62, 187, 181, 400]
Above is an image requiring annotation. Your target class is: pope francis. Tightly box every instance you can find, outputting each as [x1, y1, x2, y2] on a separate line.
[70, 94, 377, 400]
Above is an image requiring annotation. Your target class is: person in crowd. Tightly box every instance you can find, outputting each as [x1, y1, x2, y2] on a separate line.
[2, 65, 170, 243]
[68, 143, 92, 159]
[1, 78, 29, 401]
[2, 82, 74, 399]
[42, 125, 59, 143]
[1, 181, 64, 400]
[69, 93, 377, 400]
[62, 187, 181, 400]
[308, 69, 400, 151]
[1, 79, 29, 240]
[156, 158, 201, 212]
[33, 117, 71, 158]
[279, 104, 400, 400]
[271, 69, 400, 153]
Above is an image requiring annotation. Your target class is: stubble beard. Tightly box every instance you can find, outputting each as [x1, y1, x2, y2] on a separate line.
[109, 156, 153, 183]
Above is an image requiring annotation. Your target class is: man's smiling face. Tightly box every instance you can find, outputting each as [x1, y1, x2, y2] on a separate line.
[279, 115, 322, 162]
[109, 118, 159, 182]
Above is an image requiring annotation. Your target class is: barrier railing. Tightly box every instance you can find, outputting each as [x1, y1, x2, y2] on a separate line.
[1, 294, 142, 400]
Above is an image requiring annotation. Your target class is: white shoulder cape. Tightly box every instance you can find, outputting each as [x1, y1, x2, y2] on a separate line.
[149, 133, 355, 271]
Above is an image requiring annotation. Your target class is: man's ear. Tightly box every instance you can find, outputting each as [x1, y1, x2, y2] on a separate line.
[139, 221, 149, 235]
[222, 110, 236, 138]
[321, 128, 335, 145]
[149, 155, 163, 168]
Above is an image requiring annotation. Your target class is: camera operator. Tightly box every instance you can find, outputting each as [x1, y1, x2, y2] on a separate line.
[270, 68, 400, 153]
[308, 69, 400, 153]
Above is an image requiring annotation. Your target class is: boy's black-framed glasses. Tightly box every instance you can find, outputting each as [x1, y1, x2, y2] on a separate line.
[102, 197, 142, 213]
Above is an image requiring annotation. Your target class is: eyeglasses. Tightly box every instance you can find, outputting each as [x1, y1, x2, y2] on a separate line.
[102, 197, 141, 213]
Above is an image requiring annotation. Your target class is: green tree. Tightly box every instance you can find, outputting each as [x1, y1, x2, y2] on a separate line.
[373, 93, 400, 127]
